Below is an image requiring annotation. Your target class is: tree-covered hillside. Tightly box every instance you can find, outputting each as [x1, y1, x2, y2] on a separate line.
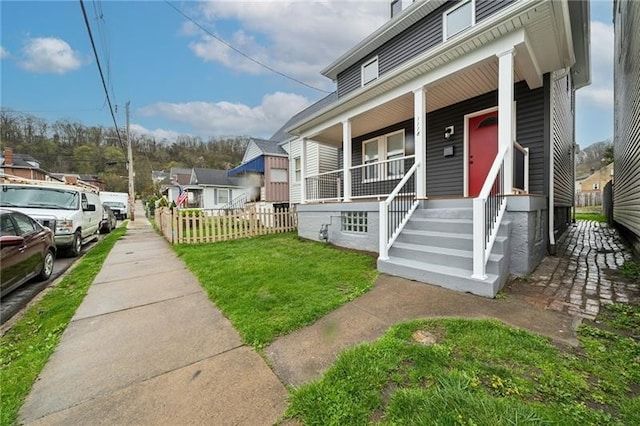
[0, 110, 249, 197]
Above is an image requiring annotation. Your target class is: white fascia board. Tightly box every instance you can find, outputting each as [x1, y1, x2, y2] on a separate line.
[321, 0, 448, 80]
[299, 29, 528, 140]
[292, 1, 546, 138]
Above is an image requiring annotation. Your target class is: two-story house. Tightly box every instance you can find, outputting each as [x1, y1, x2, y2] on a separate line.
[275, 0, 590, 297]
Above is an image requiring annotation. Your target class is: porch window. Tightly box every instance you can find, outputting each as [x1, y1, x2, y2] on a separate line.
[341, 211, 368, 233]
[362, 130, 405, 182]
[294, 157, 301, 182]
[216, 188, 230, 204]
[361, 57, 378, 86]
[443, 0, 474, 41]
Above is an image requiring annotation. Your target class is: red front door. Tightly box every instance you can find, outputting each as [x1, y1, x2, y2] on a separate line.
[468, 110, 498, 197]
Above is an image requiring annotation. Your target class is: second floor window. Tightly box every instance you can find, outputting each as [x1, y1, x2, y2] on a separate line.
[362, 57, 379, 86]
[444, 0, 474, 41]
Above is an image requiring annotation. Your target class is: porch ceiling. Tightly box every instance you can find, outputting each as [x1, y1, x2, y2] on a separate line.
[311, 59, 525, 144]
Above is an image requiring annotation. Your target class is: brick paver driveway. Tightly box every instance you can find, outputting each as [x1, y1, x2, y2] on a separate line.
[506, 220, 640, 320]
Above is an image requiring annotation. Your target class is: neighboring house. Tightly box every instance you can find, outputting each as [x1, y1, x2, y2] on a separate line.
[271, 94, 341, 204]
[51, 173, 104, 191]
[613, 0, 640, 253]
[165, 167, 249, 210]
[0, 148, 57, 182]
[227, 138, 290, 207]
[277, 0, 590, 297]
[576, 163, 614, 193]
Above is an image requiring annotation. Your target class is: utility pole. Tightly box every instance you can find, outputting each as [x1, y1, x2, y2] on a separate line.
[126, 101, 135, 221]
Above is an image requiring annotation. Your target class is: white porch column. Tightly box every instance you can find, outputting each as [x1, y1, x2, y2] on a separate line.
[413, 87, 427, 199]
[300, 137, 308, 204]
[342, 119, 352, 202]
[498, 48, 514, 194]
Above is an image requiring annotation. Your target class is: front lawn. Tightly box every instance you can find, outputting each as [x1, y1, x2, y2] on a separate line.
[287, 304, 640, 425]
[173, 232, 378, 349]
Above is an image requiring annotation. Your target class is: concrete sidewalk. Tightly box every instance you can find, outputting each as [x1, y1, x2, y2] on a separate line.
[20, 204, 287, 425]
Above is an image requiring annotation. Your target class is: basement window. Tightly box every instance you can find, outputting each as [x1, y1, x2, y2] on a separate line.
[443, 0, 475, 41]
[341, 211, 368, 233]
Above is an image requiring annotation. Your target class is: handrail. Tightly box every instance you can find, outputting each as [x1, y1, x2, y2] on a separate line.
[379, 161, 419, 260]
[472, 143, 509, 279]
[349, 155, 415, 172]
[221, 192, 248, 211]
[513, 141, 529, 193]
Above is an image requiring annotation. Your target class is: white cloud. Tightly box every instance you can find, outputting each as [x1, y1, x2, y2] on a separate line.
[184, 0, 389, 88]
[19, 37, 84, 74]
[0, 46, 9, 59]
[129, 124, 186, 142]
[577, 21, 613, 109]
[137, 92, 311, 137]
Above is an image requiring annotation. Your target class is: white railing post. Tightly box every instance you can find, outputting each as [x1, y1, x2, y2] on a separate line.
[343, 120, 352, 202]
[379, 201, 389, 260]
[472, 197, 487, 279]
[301, 138, 307, 204]
[524, 147, 530, 193]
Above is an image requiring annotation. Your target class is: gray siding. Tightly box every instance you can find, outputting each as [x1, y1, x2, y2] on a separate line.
[336, 0, 513, 98]
[424, 81, 546, 197]
[476, 0, 516, 22]
[551, 74, 575, 208]
[614, 0, 640, 248]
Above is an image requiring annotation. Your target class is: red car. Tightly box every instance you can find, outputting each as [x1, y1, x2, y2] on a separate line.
[0, 209, 56, 297]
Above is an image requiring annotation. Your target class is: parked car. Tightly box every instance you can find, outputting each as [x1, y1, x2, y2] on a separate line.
[102, 201, 127, 220]
[0, 209, 56, 297]
[0, 182, 102, 257]
[100, 204, 117, 234]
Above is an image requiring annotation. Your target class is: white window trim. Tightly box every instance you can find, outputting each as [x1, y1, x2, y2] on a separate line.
[361, 129, 406, 183]
[443, 0, 475, 42]
[361, 56, 379, 87]
[294, 157, 301, 183]
[216, 188, 230, 205]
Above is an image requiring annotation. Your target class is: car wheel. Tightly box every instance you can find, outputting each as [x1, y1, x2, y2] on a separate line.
[38, 249, 55, 281]
[66, 231, 82, 257]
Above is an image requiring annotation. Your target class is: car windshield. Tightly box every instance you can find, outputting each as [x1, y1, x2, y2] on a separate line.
[104, 201, 125, 208]
[0, 186, 79, 210]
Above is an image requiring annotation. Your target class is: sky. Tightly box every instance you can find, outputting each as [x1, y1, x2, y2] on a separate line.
[0, 0, 614, 148]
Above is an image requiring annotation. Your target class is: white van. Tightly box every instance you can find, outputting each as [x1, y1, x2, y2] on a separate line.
[0, 182, 102, 257]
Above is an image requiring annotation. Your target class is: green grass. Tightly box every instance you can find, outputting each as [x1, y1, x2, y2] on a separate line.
[0, 226, 127, 426]
[287, 308, 640, 425]
[173, 232, 377, 349]
[574, 212, 607, 223]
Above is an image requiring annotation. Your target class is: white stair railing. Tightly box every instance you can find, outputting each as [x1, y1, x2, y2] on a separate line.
[379, 161, 419, 260]
[471, 144, 509, 280]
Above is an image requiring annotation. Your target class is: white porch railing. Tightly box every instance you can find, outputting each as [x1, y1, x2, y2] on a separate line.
[304, 155, 415, 202]
[471, 144, 510, 280]
[513, 141, 530, 193]
[305, 169, 343, 202]
[378, 162, 420, 261]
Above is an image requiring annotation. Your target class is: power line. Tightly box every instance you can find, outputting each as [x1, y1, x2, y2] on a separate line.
[164, 1, 330, 94]
[79, 0, 126, 153]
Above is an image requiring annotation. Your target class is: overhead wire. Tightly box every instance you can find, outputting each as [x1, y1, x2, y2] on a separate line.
[164, 1, 331, 94]
[79, 0, 126, 154]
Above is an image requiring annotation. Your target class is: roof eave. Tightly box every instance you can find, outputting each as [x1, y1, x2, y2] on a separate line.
[569, 0, 591, 90]
[321, 0, 447, 80]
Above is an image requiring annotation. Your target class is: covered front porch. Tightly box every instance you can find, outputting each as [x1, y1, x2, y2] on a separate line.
[288, 1, 579, 295]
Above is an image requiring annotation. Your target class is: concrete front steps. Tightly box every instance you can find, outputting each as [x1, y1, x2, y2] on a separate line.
[378, 199, 511, 298]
